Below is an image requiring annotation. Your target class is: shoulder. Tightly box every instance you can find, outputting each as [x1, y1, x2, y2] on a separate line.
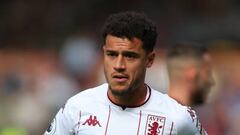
[146, 86, 201, 134]
[148, 88, 188, 116]
[162, 96, 199, 134]
[151, 89, 189, 114]
[160, 95, 199, 134]
[150, 88, 186, 113]
[64, 83, 108, 112]
[44, 83, 108, 134]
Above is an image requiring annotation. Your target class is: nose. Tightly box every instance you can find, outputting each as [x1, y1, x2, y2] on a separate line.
[114, 55, 126, 72]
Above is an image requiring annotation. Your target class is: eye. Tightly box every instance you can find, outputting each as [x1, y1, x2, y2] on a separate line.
[124, 52, 139, 60]
[106, 52, 117, 57]
[125, 54, 135, 59]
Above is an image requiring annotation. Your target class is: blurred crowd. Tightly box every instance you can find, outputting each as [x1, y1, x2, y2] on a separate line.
[1, 0, 240, 135]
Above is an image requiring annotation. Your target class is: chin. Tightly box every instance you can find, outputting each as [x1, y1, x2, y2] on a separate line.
[109, 85, 130, 96]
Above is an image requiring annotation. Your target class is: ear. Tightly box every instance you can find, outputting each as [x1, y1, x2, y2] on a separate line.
[185, 66, 197, 82]
[146, 52, 155, 68]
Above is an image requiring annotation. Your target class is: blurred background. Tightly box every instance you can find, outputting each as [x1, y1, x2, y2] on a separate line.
[0, 0, 240, 135]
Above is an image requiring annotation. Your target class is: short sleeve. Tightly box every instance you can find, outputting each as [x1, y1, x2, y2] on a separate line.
[43, 102, 75, 135]
[176, 107, 208, 135]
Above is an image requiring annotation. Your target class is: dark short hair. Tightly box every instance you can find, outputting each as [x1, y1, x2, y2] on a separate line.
[166, 42, 208, 59]
[102, 11, 158, 52]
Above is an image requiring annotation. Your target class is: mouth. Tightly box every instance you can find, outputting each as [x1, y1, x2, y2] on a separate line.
[112, 74, 129, 83]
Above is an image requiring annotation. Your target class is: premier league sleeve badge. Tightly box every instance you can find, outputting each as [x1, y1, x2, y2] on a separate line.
[44, 118, 56, 135]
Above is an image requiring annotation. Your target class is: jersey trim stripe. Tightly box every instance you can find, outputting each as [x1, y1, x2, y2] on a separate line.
[76, 111, 82, 134]
[170, 122, 174, 135]
[104, 105, 111, 135]
[136, 110, 142, 135]
[161, 116, 166, 135]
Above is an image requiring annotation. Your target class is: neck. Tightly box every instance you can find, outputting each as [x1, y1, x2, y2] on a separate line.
[107, 84, 148, 107]
[168, 82, 192, 106]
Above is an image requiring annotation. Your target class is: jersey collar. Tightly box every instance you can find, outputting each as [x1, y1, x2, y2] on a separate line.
[107, 84, 152, 110]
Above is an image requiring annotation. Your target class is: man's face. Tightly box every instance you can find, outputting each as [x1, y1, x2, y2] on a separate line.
[192, 54, 215, 105]
[103, 35, 154, 96]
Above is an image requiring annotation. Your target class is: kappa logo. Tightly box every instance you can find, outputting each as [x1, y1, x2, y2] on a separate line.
[145, 114, 166, 135]
[83, 115, 102, 127]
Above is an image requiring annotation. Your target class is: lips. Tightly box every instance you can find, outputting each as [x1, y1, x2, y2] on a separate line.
[112, 74, 129, 83]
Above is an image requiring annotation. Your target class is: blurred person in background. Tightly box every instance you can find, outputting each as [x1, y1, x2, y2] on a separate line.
[167, 43, 215, 106]
[166, 42, 215, 134]
[60, 34, 100, 89]
[44, 11, 205, 135]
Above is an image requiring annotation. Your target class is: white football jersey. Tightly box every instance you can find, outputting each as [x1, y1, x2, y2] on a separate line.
[44, 83, 207, 135]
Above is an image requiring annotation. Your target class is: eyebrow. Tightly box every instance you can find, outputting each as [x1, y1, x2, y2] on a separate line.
[122, 51, 140, 58]
[105, 49, 140, 57]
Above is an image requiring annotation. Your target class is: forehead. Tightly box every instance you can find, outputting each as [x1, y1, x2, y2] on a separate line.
[104, 35, 143, 51]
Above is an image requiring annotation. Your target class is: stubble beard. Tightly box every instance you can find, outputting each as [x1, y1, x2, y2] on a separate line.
[108, 84, 134, 96]
[192, 87, 209, 106]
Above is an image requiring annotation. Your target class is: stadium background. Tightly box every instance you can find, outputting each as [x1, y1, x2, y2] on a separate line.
[0, 0, 240, 134]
